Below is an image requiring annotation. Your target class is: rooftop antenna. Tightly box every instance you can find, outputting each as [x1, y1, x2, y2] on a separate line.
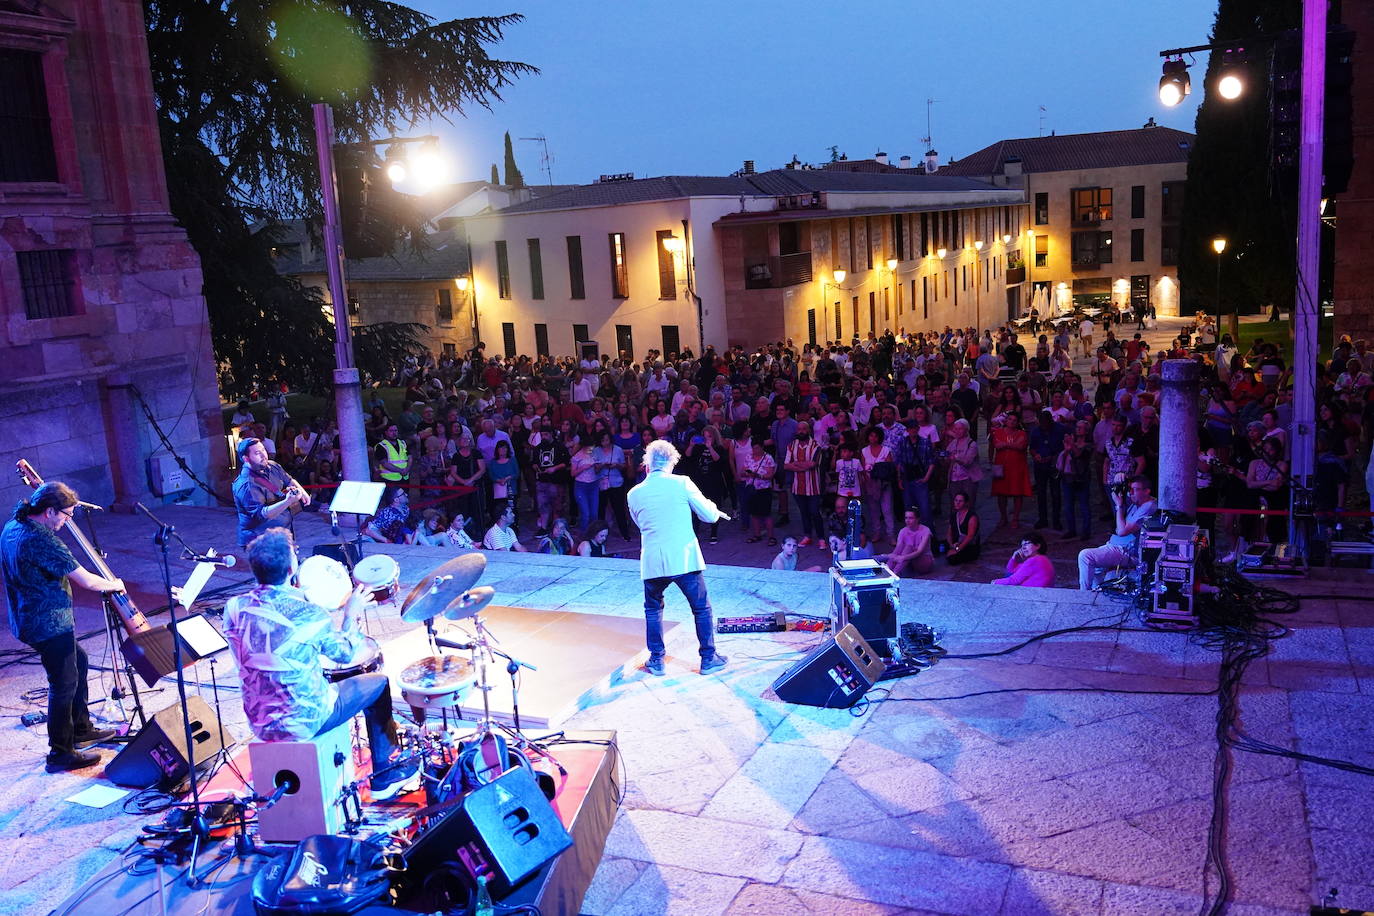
[519, 135, 554, 186]
[921, 98, 938, 151]
[1038, 105, 1047, 137]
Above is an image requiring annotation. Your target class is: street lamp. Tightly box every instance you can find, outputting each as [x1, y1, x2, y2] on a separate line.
[1211, 237, 1227, 339]
[822, 268, 846, 345]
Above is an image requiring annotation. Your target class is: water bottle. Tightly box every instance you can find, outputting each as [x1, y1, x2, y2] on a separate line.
[474, 875, 495, 916]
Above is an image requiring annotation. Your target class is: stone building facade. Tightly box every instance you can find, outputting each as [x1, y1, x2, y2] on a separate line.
[1332, 0, 1373, 344]
[0, 0, 222, 509]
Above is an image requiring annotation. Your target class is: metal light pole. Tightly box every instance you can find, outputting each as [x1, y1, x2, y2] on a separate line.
[1289, 0, 1325, 551]
[312, 103, 369, 484]
[1211, 237, 1226, 338]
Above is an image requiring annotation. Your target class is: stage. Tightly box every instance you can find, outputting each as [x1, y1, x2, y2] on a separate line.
[0, 510, 1370, 915]
[50, 732, 620, 915]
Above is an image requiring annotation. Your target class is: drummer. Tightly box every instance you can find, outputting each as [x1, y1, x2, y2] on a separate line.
[224, 529, 419, 800]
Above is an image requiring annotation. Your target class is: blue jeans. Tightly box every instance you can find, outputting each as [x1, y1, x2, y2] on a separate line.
[792, 493, 823, 539]
[902, 478, 931, 525]
[573, 480, 600, 528]
[315, 672, 397, 774]
[1061, 478, 1092, 537]
[734, 482, 753, 530]
[642, 571, 717, 660]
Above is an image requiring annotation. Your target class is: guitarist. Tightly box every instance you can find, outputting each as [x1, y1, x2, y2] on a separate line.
[234, 437, 311, 548]
[1, 482, 121, 772]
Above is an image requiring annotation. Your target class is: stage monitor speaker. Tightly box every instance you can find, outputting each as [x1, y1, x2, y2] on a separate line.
[771, 623, 885, 708]
[404, 764, 572, 897]
[106, 695, 234, 788]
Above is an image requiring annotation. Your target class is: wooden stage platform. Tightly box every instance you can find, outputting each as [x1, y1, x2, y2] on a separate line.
[52, 731, 620, 915]
[376, 604, 672, 729]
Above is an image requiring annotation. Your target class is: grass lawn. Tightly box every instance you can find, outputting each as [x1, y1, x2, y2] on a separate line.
[1231, 317, 1335, 364]
[222, 388, 410, 432]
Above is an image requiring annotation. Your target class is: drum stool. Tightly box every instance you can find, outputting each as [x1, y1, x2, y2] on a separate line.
[250, 721, 355, 843]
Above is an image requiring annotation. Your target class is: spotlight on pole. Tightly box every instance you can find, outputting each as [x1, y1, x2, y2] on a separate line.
[1159, 58, 1191, 107]
[383, 146, 408, 184]
[1215, 48, 1246, 100]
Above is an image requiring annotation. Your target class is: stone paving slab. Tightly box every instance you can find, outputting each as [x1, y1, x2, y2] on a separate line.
[3, 506, 1372, 914]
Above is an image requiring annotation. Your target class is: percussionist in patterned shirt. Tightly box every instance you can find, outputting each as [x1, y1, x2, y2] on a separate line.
[224, 529, 417, 799]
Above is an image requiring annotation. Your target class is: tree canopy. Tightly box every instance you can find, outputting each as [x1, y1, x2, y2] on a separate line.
[144, 1, 535, 395]
[503, 131, 525, 188]
[1178, 0, 1299, 318]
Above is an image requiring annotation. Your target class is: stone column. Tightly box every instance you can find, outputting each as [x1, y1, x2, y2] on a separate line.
[1158, 359, 1200, 516]
[100, 372, 147, 512]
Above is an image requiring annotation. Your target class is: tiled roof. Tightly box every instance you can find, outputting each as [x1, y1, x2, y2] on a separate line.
[938, 127, 1195, 176]
[493, 169, 1002, 214]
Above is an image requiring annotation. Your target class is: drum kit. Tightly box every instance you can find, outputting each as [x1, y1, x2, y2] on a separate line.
[296, 549, 562, 802]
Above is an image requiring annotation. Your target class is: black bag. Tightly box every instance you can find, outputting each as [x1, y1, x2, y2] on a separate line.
[252, 835, 390, 915]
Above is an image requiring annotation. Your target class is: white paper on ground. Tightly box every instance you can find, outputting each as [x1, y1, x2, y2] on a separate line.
[65, 784, 129, 808]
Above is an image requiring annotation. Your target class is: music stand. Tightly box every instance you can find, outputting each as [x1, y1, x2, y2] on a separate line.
[331, 480, 386, 520]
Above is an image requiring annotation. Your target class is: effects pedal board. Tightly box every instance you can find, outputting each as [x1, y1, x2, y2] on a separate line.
[717, 612, 787, 634]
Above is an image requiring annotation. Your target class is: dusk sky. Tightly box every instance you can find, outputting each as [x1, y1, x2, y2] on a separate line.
[410, 0, 1219, 185]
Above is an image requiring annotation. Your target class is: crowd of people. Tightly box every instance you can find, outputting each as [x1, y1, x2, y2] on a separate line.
[231, 309, 1374, 590]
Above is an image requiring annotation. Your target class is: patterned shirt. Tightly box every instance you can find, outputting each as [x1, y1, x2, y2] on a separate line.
[224, 583, 365, 742]
[1, 518, 78, 645]
[233, 462, 297, 547]
[786, 438, 822, 496]
[369, 504, 410, 544]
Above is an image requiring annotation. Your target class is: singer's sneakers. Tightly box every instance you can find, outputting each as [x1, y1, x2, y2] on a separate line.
[700, 654, 728, 675]
[370, 760, 421, 801]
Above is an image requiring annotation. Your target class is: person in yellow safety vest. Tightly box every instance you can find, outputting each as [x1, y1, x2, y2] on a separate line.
[376, 423, 410, 482]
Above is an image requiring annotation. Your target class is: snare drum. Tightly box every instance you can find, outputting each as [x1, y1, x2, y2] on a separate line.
[399, 654, 474, 710]
[321, 636, 384, 682]
[297, 555, 351, 609]
[353, 555, 399, 605]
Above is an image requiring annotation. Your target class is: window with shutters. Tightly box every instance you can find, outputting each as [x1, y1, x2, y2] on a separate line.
[495, 241, 511, 298]
[501, 321, 516, 357]
[1131, 185, 1145, 219]
[807, 309, 816, 346]
[661, 324, 680, 357]
[18, 249, 77, 319]
[0, 50, 58, 183]
[436, 288, 453, 324]
[922, 275, 929, 319]
[527, 238, 544, 299]
[655, 229, 677, 299]
[1130, 228, 1145, 262]
[608, 232, 629, 298]
[573, 324, 589, 349]
[615, 324, 634, 360]
[834, 305, 841, 341]
[534, 323, 549, 357]
[892, 214, 905, 263]
[567, 236, 585, 298]
[1034, 192, 1049, 225]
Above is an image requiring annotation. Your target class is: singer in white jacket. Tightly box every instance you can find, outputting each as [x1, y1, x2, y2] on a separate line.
[626, 440, 730, 677]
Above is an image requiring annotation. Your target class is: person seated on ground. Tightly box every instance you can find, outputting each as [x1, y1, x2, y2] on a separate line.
[224, 530, 417, 799]
[362, 487, 410, 544]
[537, 517, 576, 555]
[446, 513, 476, 550]
[994, 531, 1055, 587]
[406, 508, 448, 547]
[771, 536, 826, 573]
[483, 503, 528, 552]
[578, 520, 613, 557]
[877, 508, 935, 577]
[946, 490, 982, 566]
[1077, 475, 1156, 590]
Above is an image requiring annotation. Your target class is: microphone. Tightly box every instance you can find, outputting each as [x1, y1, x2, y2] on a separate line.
[434, 636, 475, 651]
[76, 500, 104, 512]
[187, 550, 237, 568]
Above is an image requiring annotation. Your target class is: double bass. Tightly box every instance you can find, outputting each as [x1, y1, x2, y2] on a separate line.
[16, 459, 179, 686]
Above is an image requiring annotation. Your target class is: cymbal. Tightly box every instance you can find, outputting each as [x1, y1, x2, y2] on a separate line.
[443, 585, 496, 621]
[399, 552, 487, 623]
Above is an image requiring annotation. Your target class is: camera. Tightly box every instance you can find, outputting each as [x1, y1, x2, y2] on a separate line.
[1108, 473, 1130, 498]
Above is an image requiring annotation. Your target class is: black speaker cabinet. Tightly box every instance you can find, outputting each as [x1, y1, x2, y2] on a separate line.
[404, 764, 572, 897]
[771, 623, 886, 708]
[106, 695, 233, 788]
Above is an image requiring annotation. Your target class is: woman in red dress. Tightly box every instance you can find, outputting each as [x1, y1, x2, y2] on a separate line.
[990, 412, 1033, 528]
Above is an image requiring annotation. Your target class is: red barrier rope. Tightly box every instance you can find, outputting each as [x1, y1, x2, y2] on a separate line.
[299, 481, 480, 513]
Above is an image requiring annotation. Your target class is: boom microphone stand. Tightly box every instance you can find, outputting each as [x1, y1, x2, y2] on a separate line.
[134, 503, 214, 888]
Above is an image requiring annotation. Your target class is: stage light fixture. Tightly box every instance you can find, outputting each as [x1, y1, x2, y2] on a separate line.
[1215, 48, 1246, 100]
[1159, 58, 1191, 107]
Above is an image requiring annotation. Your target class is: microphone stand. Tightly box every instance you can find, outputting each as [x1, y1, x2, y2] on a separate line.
[134, 502, 213, 887]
